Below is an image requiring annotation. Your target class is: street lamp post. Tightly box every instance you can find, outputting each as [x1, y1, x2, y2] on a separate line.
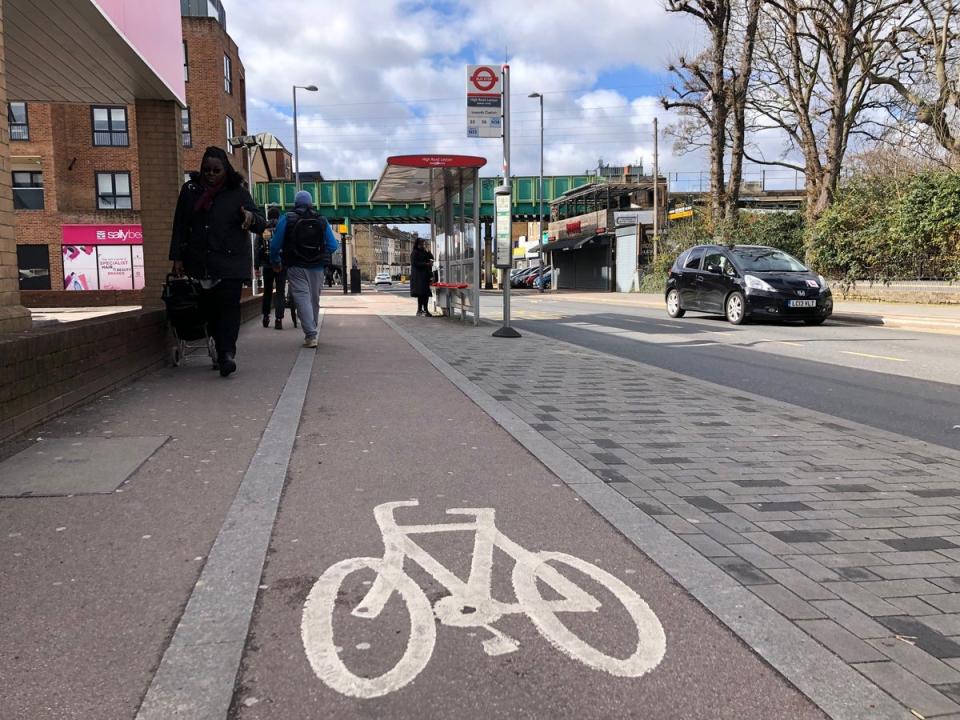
[229, 134, 264, 295]
[529, 92, 544, 293]
[292, 84, 318, 190]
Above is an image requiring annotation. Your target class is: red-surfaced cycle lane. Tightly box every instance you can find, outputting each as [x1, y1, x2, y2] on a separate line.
[228, 310, 826, 719]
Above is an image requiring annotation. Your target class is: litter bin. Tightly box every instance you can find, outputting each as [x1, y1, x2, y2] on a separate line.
[350, 268, 361, 294]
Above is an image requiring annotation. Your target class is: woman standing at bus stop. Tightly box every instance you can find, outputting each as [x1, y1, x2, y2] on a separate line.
[169, 146, 266, 377]
[410, 237, 434, 316]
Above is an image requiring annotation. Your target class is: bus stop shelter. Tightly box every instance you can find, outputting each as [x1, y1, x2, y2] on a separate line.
[370, 155, 485, 324]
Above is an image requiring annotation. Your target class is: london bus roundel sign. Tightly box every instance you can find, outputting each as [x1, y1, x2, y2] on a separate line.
[470, 66, 498, 92]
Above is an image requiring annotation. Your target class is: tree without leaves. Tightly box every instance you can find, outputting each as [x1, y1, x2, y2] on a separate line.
[871, 0, 960, 166]
[746, 0, 911, 240]
[662, 0, 763, 228]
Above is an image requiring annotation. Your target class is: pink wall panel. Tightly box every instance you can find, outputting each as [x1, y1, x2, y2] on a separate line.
[94, 0, 186, 103]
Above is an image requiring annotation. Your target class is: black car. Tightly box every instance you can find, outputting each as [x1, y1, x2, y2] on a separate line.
[664, 244, 833, 325]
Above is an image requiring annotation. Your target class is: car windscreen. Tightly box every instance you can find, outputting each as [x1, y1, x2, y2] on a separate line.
[731, 248, 807, 272]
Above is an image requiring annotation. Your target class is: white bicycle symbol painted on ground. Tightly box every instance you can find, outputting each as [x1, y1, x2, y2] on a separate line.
[301, 500, 666, 699]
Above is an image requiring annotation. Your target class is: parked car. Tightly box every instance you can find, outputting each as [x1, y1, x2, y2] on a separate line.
[510, 268, 539, 288]
[374, 272, 392, 286]
[665, 244, 832, 325]
[523, 266, 551, 287]
[533, 270, 553, 289]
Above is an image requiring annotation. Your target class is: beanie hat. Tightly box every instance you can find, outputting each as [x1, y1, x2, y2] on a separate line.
[294, 190, 313, 207]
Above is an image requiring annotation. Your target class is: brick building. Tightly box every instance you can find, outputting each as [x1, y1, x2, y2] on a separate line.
[11, 0, 247, 301]
[351, 224, 418, 281]
[181, 2, 247, 177]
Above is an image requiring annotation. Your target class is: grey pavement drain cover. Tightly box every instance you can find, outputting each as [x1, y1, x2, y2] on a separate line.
[0, 436, 169, 497]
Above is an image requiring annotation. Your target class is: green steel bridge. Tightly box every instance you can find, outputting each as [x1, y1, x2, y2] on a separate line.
[253, 175, 599, 224]
[252, 175, 805, 225]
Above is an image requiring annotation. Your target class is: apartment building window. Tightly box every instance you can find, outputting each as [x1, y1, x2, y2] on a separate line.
[92, 107, 129, 146]
[225, 116, 234, 154]
[182, 108, 192, 147]
[12, 171, 43, 209]
[8, 102, 28, 141]
[183, 40, 189, 82]
[96, 171, 132, 210]
[224, 54, 233, 94]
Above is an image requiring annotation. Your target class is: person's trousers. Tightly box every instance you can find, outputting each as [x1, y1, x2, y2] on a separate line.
[200, 279, 243, 357]
[286, 266, 324, 339]
[260, 266, 286, 319]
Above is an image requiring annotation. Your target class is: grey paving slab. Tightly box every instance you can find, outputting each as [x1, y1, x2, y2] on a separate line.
[855, 662, 960, 717]
[0, 436, 169, 496]
[797, 620, 887, 663]
[867, 638, 960, 685]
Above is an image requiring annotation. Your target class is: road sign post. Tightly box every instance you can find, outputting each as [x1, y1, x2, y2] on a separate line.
[492, 64, 519, 339]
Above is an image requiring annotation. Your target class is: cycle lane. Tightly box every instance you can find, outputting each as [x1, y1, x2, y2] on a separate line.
[230, 310, 826, 720]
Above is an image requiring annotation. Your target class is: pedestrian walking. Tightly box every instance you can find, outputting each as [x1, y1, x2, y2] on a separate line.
[410, 237, 435, 316]
[270, 190, 339, 348]
[255, 207, 286, 330]
[169, 146, 265, 377]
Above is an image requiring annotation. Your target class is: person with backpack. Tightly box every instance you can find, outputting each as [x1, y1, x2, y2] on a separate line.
[270, 190, 339, 348]
[255, 206, 285, 329]
[170, 146, 265, 377]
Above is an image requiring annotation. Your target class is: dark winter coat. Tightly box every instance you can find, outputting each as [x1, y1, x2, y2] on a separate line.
[169, 173, 266, 281]
[410, 246, 434, 298]
[254, 218, 279, 269]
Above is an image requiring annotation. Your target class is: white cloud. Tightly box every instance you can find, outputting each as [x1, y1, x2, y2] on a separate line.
[224, 0, 719, 182]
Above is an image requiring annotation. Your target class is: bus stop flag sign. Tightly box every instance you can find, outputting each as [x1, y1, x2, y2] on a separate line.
[467, 65, 502, 138]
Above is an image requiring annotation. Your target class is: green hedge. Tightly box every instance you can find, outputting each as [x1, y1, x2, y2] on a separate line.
[812, 173, 960, 283]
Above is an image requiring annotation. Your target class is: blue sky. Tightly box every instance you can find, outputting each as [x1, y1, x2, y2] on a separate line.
[225, 0, 711, 182]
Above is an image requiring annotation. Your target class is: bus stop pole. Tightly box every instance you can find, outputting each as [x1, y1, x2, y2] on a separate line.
[493, 63, 521, 338]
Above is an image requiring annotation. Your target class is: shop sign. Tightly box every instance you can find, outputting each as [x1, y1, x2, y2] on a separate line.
[62, 224, 143, 245]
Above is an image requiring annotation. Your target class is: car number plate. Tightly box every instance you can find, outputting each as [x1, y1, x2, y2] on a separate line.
[788, 299, 817, 308]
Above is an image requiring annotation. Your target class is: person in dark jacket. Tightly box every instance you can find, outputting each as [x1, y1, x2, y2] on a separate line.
[255, 206, 285, 330]
[410, 237, 434, 316]
[169, 146, 266, 377]
[270, 190, 339, 348]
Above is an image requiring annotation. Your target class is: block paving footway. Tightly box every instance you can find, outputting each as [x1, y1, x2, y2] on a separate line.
[387, 311, 960, 720]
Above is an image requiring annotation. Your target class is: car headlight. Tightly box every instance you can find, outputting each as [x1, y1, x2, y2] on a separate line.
[744, 274, 775, 292]
[818, 274, 829, 290]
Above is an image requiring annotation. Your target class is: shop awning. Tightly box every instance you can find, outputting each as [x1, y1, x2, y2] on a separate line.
[541, 233, 610, 253]
[370, 154, 487, 203]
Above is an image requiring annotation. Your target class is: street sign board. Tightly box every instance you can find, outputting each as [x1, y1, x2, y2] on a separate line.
[495, 192, 512, 268]
[466, 65, 502, 139]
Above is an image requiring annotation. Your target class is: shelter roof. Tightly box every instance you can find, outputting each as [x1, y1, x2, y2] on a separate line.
[370, 155, 487, 204]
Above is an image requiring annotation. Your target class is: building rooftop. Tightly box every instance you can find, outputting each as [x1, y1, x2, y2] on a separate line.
[181, 0, 227, 28]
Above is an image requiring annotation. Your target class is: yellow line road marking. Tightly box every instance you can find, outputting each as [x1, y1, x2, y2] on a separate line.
[840, 350, 907, 363]
[777, 341, 803, 347]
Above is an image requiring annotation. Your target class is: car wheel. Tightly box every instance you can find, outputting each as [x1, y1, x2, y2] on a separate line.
[725, 291, 746, 325]
[666, 289, 685, 318]
[804, 316, 826, 325]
